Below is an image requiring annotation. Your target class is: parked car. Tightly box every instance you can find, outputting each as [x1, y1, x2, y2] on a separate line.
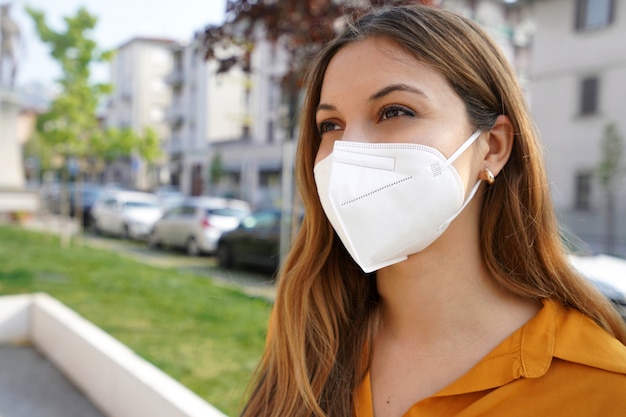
[91, 190, 163, 239]
[45, 182, 105, 228]
[216, 208, 283, 272]
[562, 229, 626, 319]
[148, 196, 251, 255]
[569, 253, 626, 319]
[154, 185, 185, 210]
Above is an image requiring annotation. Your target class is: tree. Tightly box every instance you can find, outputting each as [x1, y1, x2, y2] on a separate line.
[597, 122, 624, 255]
[26, 6, 111, 173]
[208, 151, 224, 192]
[26, 6, 161, 183]
[92, 127, 162, 165]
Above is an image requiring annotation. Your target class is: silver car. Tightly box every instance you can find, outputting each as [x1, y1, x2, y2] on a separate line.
[148, 196, 251, 256]
[91, 190, 164, 240]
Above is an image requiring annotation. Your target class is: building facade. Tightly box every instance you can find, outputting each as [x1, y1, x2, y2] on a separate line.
[439, 0, 535, 88]
[166, 35, 288, 207]
[530, 0, 626, 256]
[106, 37, 178, 190]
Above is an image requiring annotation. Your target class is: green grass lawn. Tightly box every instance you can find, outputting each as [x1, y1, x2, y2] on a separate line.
[0, 225, 272, 416]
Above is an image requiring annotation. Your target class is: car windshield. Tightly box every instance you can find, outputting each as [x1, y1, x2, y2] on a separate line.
[240, 211, 279, 229]
[124, 201, 159, 209]
[206, 208, 248, 218]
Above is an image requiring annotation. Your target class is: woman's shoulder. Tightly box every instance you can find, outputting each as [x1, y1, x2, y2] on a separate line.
[550, 300, 626, 375]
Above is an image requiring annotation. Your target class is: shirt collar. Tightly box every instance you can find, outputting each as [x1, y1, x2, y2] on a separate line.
[357, 299, 626, 406]
[420, 299, 626, 397]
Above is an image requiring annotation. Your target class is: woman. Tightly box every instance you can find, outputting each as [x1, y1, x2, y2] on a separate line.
[241, 5, 626, 417]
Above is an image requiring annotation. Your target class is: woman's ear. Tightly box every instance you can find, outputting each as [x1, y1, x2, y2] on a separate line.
[483, 114, 514, 176]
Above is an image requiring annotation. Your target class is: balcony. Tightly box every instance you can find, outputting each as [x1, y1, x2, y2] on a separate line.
[165, 69, 184, 87]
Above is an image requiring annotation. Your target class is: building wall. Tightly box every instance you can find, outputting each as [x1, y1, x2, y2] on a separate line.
[166, 40, 251, 196]
[206, 61, 248, 141]
[107, 38, 177, 190]
[530, 0, 626, 255]
[166, 36, 286, 201]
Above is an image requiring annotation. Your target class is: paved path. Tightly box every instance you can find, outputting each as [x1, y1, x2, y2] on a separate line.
[0, 346, 105, 417]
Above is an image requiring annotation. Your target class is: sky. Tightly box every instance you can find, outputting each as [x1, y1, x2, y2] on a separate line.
[10, 0, 226, 89]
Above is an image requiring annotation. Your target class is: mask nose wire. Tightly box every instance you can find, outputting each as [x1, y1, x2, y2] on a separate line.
[443, 129, 482, 167]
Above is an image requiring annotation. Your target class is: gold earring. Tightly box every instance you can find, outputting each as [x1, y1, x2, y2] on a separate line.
[481, 168, 495, 185]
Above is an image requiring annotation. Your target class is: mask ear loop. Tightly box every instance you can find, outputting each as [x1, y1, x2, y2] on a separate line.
[437, 129, 483, 231]
[443, 129, 482, 168]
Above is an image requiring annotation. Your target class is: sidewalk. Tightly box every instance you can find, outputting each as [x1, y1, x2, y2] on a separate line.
[0, 346, 105, 417]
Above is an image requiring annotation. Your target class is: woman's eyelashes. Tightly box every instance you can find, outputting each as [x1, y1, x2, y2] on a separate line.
[317, 120, 342, 135]
[378, 104, 416, 121]
[317, 104, 416, 136]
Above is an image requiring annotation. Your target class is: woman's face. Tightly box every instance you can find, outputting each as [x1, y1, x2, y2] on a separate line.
[314, 37, 480, 189]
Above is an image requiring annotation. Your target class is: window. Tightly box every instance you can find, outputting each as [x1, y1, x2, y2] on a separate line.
[574, 171, 593, 211]
[580, 76, 599, 115]
[575, 0, 615, 31]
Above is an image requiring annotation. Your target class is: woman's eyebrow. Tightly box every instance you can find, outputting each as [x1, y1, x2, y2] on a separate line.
[369, 83, 428, 101]
[316, 103, 336, 113]
[316, 83, 426, 114]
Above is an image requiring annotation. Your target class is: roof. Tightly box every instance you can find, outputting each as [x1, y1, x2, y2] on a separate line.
[116, 36, 182, 51]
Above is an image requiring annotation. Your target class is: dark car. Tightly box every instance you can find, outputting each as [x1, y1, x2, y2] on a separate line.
[46, 183, 105, 228]
[216, 209, 283, 272]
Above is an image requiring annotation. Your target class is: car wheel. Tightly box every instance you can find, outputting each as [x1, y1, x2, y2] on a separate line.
[90, 218, 100, 235]
[186, 237, 201, 256]
[147, 231, 161, 249]
[216, 243, 233, 268]
[122, 224, 131, 240]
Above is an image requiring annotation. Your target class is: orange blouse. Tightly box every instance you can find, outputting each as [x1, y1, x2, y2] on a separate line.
[354, 299, 626, 417]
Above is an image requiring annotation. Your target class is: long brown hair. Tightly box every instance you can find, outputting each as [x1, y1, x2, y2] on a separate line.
[241, 5, 626, 417]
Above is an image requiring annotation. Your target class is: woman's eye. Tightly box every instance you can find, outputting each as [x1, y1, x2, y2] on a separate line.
[318, 121, 341, 134]
[380, 105, 415, 121]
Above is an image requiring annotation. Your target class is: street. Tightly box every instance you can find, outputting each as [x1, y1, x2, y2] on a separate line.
[86, 234, 277, 302]
[23, 215, 277, 302]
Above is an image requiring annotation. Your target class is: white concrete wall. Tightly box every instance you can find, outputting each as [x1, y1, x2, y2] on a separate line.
[0, 294, 228, 417]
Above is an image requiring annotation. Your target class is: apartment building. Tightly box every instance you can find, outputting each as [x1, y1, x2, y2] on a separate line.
[106, 37, 178, 190]
[530, 0, 626, 256]
[166, 35, 288, 207]
[440, 0, 534, 87]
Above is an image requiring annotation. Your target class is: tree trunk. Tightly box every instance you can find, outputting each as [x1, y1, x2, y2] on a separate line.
[605, 188, 616, 255]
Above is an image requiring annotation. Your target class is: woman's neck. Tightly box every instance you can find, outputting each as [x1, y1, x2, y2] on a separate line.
[374, 237, 539, 351]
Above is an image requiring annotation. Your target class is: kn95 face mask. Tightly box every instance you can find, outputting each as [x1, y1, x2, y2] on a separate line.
[313, 130, 483, 273]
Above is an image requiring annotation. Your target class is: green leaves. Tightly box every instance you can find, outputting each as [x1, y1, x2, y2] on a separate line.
[25, 6, 161, 178]
[26, 5, 104, 149]
[90, 128, 162, 164]
[597, 122, 624, 190]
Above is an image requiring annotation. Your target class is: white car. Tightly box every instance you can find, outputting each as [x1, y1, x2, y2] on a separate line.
[569, 253, 626, 319]
[91, 190, 163, 240]
[148, 196, 251, 255]
[561, 228, 626, 319]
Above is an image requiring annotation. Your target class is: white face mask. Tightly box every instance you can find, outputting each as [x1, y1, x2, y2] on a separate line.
[313, 130, 483, 273]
